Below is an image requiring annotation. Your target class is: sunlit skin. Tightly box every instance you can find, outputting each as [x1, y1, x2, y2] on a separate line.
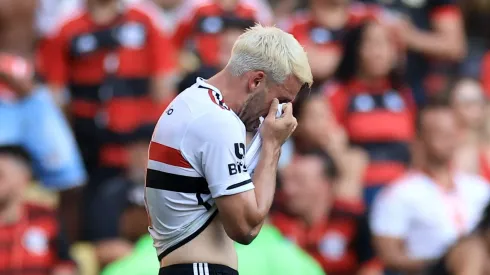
[209, 70, 303, 131]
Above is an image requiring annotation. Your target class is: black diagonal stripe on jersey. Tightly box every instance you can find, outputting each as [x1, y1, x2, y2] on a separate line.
[226, 179, 252, 190]
[146, 169, 211, 194]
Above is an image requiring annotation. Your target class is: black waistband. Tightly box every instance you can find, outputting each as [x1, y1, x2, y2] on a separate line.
[159, 263, 238, 275]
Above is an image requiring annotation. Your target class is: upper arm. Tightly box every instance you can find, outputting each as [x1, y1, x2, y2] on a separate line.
[370, 187, 410, 238]
[429, 0, 465, 45]
[145, 12, 177, 76]
[448, 237, 487, 275]
[324, 83, 348, 125]
[183, 112, 256, 241]
[44, 28, 69, 87]
[370, 186, 411, 260]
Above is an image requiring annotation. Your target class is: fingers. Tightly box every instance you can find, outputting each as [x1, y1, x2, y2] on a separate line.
[267, 98, 279, 118]
[281, 102, 293, 118]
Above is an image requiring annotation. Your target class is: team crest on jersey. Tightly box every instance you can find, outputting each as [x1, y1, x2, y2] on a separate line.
[23, 227, 49, 256]
[208, 89, 230, 110]
[319, 232, 347, 260]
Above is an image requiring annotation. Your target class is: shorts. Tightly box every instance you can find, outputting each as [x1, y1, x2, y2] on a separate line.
[159, 263, 238, 275]
[0, 85, 86, 190]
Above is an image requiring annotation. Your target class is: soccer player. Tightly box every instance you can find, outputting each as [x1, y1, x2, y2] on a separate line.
[145, 25, 312, 275]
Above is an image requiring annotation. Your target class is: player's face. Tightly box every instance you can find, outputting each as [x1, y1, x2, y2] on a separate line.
[239, 73, 303, 131]
[0, 156, 28, 206]
[420, 109, 459, 165]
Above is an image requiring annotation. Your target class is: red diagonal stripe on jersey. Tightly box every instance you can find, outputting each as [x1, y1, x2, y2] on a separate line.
[149, 142, 192, 168]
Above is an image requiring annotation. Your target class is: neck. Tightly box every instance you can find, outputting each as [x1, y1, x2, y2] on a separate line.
[0, 200, 22, 225]
[206, 69, 245, 114]
[303, 195, 330, 227]
[424, 161, 453, 189]
[88, 0, 120, 25]
[459, 126, 480, 145]
[357, 72, 385, 86]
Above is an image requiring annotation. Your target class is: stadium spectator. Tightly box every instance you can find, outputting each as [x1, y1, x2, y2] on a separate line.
[83, 133, 151, 267]
[0, 146, 77, 275]
[45, 0, 177, 179]
[272, 151, 380, 275]
[326, 20, 415, 207]
[362, 0, 466, 105]
[284, 0, 383, 89]
[423, 200, 490, 275]
[44, 0, 177, 266]
[177, 16, 254, 92]
[449, 78, 490, 182]
[370, 100, 490, 274]
[0, 0, 87, 243]
[172, 0, 268, 68]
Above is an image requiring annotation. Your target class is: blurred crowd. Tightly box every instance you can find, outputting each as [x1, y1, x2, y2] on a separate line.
[2, 0, 490, 274]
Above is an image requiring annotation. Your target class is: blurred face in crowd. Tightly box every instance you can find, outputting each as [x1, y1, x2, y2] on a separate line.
[451, 79, 485, 130]
[294, 95, 336, 148]
[218, 29, 243, 69]
[358, 22, 396, 79]
[280, 155, 330, 217]
[419, 108, 459, 165]
[0, 155, 29, 207]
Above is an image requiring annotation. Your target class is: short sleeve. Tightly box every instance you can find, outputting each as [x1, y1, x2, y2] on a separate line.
[369, 186, 411, 238]
[428, 0, 461, 21]
[183, 112, 254, 198]
[144, 9, 177, 75]
[44, 27, 69, 86]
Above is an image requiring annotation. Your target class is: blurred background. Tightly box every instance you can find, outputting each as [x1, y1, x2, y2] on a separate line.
[1, 0, 490, 274]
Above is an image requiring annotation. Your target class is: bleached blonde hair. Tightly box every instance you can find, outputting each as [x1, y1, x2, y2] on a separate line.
[227, 24, 313, 87]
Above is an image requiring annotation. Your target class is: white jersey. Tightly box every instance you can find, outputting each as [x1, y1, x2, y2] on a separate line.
[145, 77, 254, 260]
[370, 171, 490, 260]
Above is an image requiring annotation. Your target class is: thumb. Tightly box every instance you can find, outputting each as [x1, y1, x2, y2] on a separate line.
[266, 98, 279, 118]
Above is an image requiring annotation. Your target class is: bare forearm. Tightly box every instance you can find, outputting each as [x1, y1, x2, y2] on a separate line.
[407, 30, 465, 61]
[251, 143, 280, 221]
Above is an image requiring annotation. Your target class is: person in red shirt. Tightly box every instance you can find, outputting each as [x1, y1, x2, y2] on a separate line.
[284, 0, 383, 88]
[326, 20, 415, 207]
[44, 0, 177, 174]
[0, 145, 76, 275]
[172, 0, 263, 67]
[43, 0, 177, 266]
[272, 151, 381, 275]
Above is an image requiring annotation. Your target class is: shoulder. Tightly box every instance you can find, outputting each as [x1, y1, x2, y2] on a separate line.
[25, 203, 56, 221]
[127, 1, 166, 29]
[48, 8, 86, 38]
[180, 87, 244, 142]
[175, 0, 213, 21]
[456, 173, 490, 193]
[377, 172, 427, 202]
[456, 172, 490, 198]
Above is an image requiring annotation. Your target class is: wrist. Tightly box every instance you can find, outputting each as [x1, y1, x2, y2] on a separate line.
[262, 141, 281, 158]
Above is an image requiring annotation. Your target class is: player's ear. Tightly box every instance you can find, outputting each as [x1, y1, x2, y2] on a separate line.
[248, 71, 266, 93]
